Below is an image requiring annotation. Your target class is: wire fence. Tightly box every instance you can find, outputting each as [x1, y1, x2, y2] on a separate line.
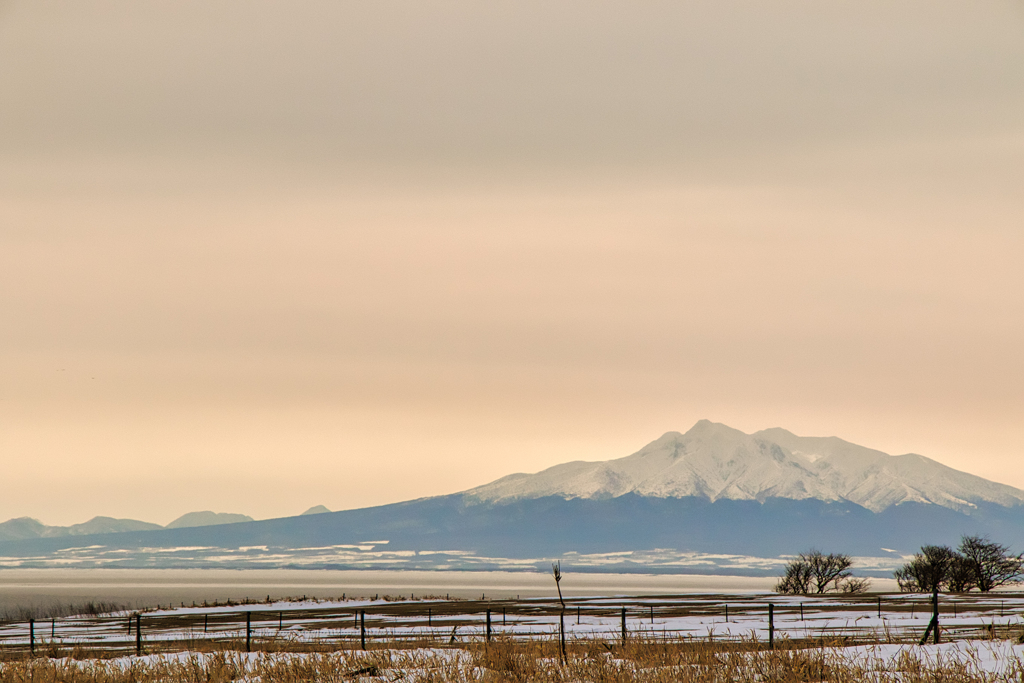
[1, 592, 1022, 658]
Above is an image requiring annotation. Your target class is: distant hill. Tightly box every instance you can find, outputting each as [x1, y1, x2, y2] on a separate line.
[2, 421, 1023, 574]
[0, 511, 251, 541]
[165, 511, 254, 528]
[0, 516, 160, 542]
[301, 505, 331, 515]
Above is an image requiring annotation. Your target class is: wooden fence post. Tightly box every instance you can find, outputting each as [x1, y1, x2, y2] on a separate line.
[486, 609, 491, 642]
[919, 589, 940, 645]
[768, 604, 774, 650]
[621, 607, 626, 643]
[559, 610, 566, 661]
[246, 612, 252, 652]
[360, 610, 366, 650]
[29, 619, 34, 656]
[136, 614, 142, 655]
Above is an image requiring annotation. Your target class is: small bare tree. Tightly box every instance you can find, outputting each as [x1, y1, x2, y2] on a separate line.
[839, 576, 871, 594]
[776, 550, 867, 594]
[959, 536, 1024, 592]
[551, 561, 565, 609]
[807, 550, 855, 593]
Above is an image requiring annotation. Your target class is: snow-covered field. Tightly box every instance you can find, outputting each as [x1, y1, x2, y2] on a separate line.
[2, 592, 1023, 655]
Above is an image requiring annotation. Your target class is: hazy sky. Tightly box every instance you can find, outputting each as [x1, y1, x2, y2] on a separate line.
[1, 0, 1023, 526]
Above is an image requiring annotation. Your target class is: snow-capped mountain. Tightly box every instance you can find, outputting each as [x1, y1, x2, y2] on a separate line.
[3, 420, 1024, 571]
[465, 420, 1024, 513]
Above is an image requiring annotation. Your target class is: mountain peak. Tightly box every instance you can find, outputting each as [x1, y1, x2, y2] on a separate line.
[464, 423, 1024, 513]
[165, 511, 254, 529]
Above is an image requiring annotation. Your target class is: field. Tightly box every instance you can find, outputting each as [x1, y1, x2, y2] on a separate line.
[2, 592, 1024, 681]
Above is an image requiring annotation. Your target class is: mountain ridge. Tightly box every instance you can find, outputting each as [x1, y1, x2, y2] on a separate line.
[464, 420, 1024, 513]
[0, 511, 254, 543]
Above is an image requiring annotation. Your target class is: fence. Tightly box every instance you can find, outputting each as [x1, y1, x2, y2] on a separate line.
[1, 593, 1022, 658]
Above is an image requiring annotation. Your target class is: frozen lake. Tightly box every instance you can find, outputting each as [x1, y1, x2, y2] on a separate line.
[0, 568, 783, 612]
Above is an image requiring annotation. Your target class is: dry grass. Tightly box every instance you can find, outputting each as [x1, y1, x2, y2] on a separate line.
[1, 634, 1022, 683]
[0, 602, 128, 623]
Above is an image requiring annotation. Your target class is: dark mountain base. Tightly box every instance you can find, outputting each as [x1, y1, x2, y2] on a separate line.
[1, 495, 1022, 574]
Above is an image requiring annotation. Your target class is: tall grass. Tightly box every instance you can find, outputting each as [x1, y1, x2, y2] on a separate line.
[0, 601, 128, 622]
[2, 634, 1022, 682]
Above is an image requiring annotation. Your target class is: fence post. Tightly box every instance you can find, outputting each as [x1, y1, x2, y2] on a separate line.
[136, 614, 142, 655]
[621, 607, 626, 643]
[559, 610, 566, 661]
[360, 610, 366, 650]
[577, 606, 580, 624]
[29, 618, 34, 656]
[919, 588, 940, 645]
[486, 609, 491, 642]
[51, 618, 55, 639]
[204, 614, 208, 633]
[878, 596, 881, 619]
[246, 612, 252, 652]
[768, 604, 774, 650]
[725, 604, 729, 623]
[428, 608, 431, 627]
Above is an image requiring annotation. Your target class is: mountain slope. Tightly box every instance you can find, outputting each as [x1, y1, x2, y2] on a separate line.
[465, 420, 1024, 513]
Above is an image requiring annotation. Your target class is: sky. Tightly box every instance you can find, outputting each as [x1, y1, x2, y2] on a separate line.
[1, 0, 1023, 526]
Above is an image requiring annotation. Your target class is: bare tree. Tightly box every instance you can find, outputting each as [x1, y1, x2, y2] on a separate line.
[894, 545, 958, 592]
[551, 561, 565, 609]
[775, 557, 812, 594]
[807, 550, 855, 593]
[946, 553, 977, 593]
[959, 536, 1024, 592]
[776, 550, 866, 594]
